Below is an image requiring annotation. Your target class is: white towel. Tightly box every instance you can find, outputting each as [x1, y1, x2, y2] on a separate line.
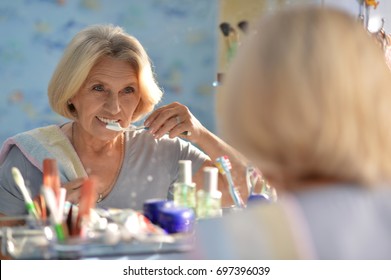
[0, 124, 87, 182]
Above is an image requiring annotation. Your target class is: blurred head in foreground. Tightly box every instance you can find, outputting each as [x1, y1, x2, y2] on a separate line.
[218, 5, 391, 193]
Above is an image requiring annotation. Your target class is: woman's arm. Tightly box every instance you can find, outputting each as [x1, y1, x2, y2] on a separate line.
[145, 102, 250, 206]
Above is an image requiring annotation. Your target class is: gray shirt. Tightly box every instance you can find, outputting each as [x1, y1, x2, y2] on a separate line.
[191, 184, 391, 259]
[0, 129, 208, 215]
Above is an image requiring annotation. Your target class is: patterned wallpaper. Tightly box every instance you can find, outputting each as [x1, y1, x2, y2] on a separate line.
[0, 0, 218, 145]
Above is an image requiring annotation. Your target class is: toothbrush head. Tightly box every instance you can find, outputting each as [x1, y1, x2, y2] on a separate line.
[106, 122, 124, 131]
[215, 156, 232, 175]
[11, 167, 25, 189]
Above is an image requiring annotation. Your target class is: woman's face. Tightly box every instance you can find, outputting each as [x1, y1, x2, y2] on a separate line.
[71, 56, 141, 140]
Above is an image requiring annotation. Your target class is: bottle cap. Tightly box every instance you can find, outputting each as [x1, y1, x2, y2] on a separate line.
[143, 199, 174, 224]
[158, 206, 195, 234]
[178, 160, 192, 185]
[203, 167, 219, 193]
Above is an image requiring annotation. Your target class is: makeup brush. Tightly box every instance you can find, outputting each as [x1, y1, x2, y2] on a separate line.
[43, 158, 61, 204]
[75, 177, 98, 237]
[33, 194, 47, 221]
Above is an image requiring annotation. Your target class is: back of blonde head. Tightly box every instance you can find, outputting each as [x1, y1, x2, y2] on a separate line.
[218, 6, 391, 188]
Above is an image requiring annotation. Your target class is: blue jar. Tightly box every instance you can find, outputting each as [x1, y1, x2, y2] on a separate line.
[143, 199, 174, 225]
[158, 206, 195, 234]
[247, 193, 270, 205]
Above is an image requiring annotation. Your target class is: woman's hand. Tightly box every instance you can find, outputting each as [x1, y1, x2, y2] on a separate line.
[61, 177, 86, 204]
[144, 102, 206, 142]
[31, 177, 85, 214]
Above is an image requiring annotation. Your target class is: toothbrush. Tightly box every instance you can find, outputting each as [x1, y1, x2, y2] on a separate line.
[215, 156, 245, 208]
[106, 122, 190, 136]
[246, 165, 264, 195]
[11, 167, 39, 220]
[219, 22, 238, 63]
[106, 122, 145, 132]
[42, 186, 66, 241]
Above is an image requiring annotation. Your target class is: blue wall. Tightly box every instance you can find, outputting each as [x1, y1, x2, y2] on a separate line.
[0, 0, 218, 145]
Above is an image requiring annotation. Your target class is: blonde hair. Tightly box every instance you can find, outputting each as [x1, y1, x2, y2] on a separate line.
[218, 6, 391, 187]
[48, 24, 163, 122]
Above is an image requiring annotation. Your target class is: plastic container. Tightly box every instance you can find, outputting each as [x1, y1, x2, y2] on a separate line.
[143, 199, 174, 225]
[158, 207, 195, 234]
[247, 193, 270, 205]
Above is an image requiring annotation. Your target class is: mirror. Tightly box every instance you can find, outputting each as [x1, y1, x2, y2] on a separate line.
[0, 0, 389, 146]
[368, 16, 384, 33]
[0, 1, 219, 145]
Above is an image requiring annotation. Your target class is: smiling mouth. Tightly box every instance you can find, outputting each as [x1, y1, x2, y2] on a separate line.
[97, 116, 120, 124]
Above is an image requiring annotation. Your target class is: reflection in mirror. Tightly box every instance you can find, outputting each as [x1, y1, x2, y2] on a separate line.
[0, 1, 218, 145]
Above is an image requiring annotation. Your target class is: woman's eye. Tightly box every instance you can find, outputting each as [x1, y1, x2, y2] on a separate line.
[92, 85, 105, 92]
[123, 86, 135, 94]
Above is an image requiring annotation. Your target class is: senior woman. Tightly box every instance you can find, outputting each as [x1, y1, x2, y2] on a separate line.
[0, 24, 248, 215]
[192, 6, 391, 259]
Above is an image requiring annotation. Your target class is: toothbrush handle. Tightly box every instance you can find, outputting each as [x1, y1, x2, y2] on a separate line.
[226, 173, 245, 208]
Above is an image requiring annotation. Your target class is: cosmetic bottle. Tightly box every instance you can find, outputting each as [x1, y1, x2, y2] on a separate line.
[173, 160, 196, 210]
[196, 167, 222, 219]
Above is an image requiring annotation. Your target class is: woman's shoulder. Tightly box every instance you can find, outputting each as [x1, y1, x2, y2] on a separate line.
[10, 124, 63, 137]
[0, 123, 72, 174]
[1, 124, 65, 150]
[292, 184, 391, 258]
[1, 144, 27, 164]
[0, 145, 41, 188]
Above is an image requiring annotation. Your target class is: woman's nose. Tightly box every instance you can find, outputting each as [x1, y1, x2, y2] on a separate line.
[105, 92, 121, 114]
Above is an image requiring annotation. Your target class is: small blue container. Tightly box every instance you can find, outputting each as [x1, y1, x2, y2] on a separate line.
[158, 206, 195, 234]
[143, 199, 174, 225]
[247, 193, 270, 205]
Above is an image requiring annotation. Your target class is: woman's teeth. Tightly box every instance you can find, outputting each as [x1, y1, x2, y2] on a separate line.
[97, 117, 118, 124]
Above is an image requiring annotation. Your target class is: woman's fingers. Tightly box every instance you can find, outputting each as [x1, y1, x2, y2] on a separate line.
[154, 116, 182, 138]
[62, 177, 86, 203]
[66, 191, 81, 204]
[144, 102, 193, 139]
[62, 177, 85, 190]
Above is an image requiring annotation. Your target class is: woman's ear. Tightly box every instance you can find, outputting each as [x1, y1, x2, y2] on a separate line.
[67, 99, 77, 115]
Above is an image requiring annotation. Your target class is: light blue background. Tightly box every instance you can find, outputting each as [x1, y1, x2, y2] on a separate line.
[0, 0, 218, 145]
